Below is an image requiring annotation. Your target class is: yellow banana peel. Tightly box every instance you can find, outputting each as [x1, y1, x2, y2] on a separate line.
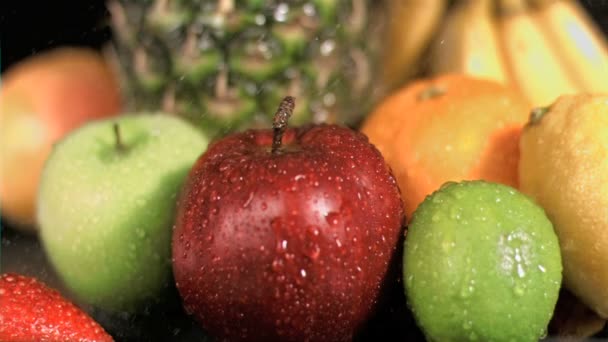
[531, 0, 608, 93]
[497, 0, 580, 106]
[430, 0, 510, 85]
[381, 0, 447, 92]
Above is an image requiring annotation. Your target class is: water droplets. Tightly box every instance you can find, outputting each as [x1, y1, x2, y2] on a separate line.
[462, 320, 473, 331]
[320, 39, 336, 56]
[243, 192, 254, 208]
[516, 263, 526, 278]
[459, 258, 476, 299]
[325, 212, 340, 226]
[135, 228, 146, 239]
[513, 285, 526, 297]
[441, 240, 455, 252]
[272, 258, 284, 273]
[449, 206, 461, 220]
[498, 230, 534, 296]
[304, 226, 321, 261]
[431, 191, 448, 206]
[274, 3, 289, 22]
[278, 239, 288, 252]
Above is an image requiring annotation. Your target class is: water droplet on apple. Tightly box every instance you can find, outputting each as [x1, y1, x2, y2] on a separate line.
[449, 206, 461, 220]
[514, 285, 525, 296]
[272, 258, 284, 272]
[300, 269, 307, 278]
[325, 212, 340, 226]
[243, 192, 254, 208]
[218, 159, 233, 172]
[304, 226, 321, 261]
[184, 304, 194, 315]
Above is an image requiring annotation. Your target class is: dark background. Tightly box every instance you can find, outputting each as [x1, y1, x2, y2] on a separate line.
[2, 0, 608, 73]
[1, 0, 112, 73]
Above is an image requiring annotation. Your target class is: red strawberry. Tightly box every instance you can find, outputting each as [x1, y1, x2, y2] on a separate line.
[0, 273, 113, 342]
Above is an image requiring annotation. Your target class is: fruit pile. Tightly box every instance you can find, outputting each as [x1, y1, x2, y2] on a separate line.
[2, 0, 608, 341]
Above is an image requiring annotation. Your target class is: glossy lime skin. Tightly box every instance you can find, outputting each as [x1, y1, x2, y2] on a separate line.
[403, 180, 562, 342]
[38, 114, 208, 312]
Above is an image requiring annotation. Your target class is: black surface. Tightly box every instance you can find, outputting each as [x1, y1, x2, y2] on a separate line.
[1, 0, 112, 73]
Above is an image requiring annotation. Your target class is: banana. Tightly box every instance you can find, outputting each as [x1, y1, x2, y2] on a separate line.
[380, 0, 447, 92]
[530, 0, 608, 93]
[497, 0, 580, 106]
[430, 0, 510, 85]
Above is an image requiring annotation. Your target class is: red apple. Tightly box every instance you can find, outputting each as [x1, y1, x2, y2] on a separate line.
[0, 47, 122, 231]
[172, 97, 405, 341]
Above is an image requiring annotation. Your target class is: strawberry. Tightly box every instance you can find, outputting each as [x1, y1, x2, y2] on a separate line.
[0, 273, 113, 342]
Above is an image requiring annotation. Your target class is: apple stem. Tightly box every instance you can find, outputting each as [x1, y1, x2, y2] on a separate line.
[271, 96, 296, 154]
[113, 123, 126, 152]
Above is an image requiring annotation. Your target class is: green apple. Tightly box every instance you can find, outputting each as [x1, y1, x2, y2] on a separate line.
[37, 114, 209, 312]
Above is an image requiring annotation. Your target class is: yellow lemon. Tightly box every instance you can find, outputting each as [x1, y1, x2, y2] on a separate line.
[519, 94, 608, 318]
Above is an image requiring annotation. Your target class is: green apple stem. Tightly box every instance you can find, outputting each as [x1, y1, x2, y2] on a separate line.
[113, 122, 126, 152]
[271, 96, 296, 155]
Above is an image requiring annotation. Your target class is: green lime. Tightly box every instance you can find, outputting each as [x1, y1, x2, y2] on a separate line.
[403, 180, 562, 341]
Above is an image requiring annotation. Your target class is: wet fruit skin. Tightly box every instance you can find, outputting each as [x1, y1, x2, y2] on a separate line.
[404, 180, 562, 342]
[519, 94, 608, 318]
[0, 273, 113, 342]
[37, 114, 209, 312]
[172, 124, 405, 342]
[360, 74, 531, 219]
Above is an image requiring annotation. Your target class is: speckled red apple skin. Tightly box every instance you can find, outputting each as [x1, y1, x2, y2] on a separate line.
[0, 273, 113, 342]
[172, 124, 405, 342]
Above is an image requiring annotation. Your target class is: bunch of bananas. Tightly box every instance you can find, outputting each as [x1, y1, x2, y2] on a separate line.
[382, 0, 608, 107]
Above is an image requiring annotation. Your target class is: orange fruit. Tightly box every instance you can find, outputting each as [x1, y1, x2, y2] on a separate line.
[361, 74, 531, 219]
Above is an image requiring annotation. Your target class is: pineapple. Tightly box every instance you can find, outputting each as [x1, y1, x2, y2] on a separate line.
[106, 0, 386, 137]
